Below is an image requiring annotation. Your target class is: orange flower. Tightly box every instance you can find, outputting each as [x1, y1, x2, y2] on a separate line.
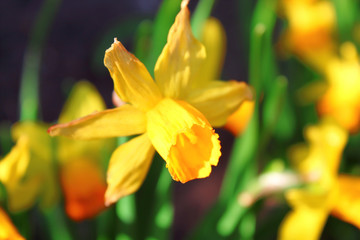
[60, 158, 106, 221]
[279, 0, 336, 71]
[56, 81, 110, 220]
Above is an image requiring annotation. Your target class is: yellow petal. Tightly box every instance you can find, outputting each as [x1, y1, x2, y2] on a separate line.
[57, 81, 115, 163]
[279, 206, 328, 240]
[0, 136, 42, 212]
[154, 3, 206, 98]
[186, 80, 253, 127]
[60, 158, 106, 221]
[105, 134, 155, 206]
[59, 81, 106, 123]
[279, 188, 332, 240]
[0, 208, 25, 240]
[6, 176, 42, 212]
[10, 123, 59, 210]
[57, 136, 115, 165]
[304, 120, 348, 176]
[12, 122, 52, 161]
[0, 136, 30, 184]
[198, 17, 226, 84]
[146, 98, 221, 183]
[331, 174, 360, 228]
[48, 105, 146, 140]
[224, 100, 255, 136]
[104, 39, 162, 111]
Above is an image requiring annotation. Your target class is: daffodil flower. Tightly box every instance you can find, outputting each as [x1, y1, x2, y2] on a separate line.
[0, 208, 25, 240]
[279, 120, 360, 240]
[0, 81, 112, 221]
[317, 42, 360, 133]
[279, 0, 336, 71]
[56, 81, 113, 220]
[0, 128, 56, 212]
[48, 1, 253, 206]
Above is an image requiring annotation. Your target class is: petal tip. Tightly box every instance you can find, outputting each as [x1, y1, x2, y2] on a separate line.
[47, 125, 56, 136]
[181, 0, 189, 9]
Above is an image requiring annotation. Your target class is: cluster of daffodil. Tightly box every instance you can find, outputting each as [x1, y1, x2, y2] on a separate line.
[1, 0, 360, 239]
[274, 0, 360, 239]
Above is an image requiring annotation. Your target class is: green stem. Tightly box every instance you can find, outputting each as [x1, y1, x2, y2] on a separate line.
[43, 206, 73, 240]
[147, 167, 173, 240]
[249, 23, 266, 94]
[19, 0, 61, 121]
[191, 0, 216, 38]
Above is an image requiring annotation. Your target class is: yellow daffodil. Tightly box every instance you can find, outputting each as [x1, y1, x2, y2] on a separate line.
[0, 125, 56, 212]
[48, 0, 253, 206]
[56, 81, 112, 220]
[0, 208, 25, 240]
[0, 81, 112, 221]
[279, 120, 360, 240]
[317, 42, 360, 133]
[279, 0, 336, 71]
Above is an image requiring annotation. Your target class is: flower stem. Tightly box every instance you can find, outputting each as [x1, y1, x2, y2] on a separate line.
[191, 0, 216, 38]
[19, 0, 61, 121]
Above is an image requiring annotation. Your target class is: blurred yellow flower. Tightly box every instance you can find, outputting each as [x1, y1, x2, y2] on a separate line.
[0, 124, 57, 212]
[279, 120, 360, 240]
[0, 81, 111, 221]
[56, 81, 111, 221]
[279, 0, 336, 71]
[48, 1, 253, 206]
[225, 100, 254, 136]
[317, 42, 360, 133]
[197, 17, 254, 136]
[0, 208, 25, 240]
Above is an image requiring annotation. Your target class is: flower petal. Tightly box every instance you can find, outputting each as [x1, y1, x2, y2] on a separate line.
[12, 122, 52, 161]
[154, 3, 206, 99]
[60, 158, 106, 221]
[146, 98, 221, 183]
[6, 177, 42, 212]
[185, 80, 253, 127]
[279, 188, 331, 240]
[0, 136, 30, 184]
[331, 174, 360, 228]
[0, 208, 25, 240]
[105, 134, 155, 206]
[104, 39, 162, 111]
[56, 81, 116, 164]
[304, 120, 348, 176]
[198, 17, 227, 85]
[58, 81, 106, 123]
[224, 100, 255, 136]
[48, 105, 146, 140]
[279, 206, 328, 240]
